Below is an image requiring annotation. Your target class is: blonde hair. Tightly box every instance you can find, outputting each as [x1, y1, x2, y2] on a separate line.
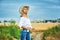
[19, 6, 29, 17]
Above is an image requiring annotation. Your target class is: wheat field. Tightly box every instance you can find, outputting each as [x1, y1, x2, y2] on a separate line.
[0, 22, 60, 31]
[32, 22, 60, 30]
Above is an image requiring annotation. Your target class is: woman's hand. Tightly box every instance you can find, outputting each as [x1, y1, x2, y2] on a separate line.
[31, 27, 35, 30]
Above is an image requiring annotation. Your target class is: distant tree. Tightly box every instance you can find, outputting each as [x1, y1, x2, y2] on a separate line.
[3, 20, 8, 25]
[52, 20, 57, 23]
[4, 20, 7, 22]
[0, 21, 1, 23]
[57, 18, 60, 23]
[9, 19, 16, 25]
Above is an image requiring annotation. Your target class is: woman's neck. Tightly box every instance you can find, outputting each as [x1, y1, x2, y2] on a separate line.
[22, 14, 28, 18]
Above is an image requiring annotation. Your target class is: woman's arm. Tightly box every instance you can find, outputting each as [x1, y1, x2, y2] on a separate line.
[21, 26, 35, 30]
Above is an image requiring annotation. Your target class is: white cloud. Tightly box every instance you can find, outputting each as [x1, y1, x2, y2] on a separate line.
[29, 1, 60, 9]
[49, 5, 60, 8]
[45, 0, 60, 3]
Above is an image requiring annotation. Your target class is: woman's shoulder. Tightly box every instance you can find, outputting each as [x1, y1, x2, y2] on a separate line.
[20, 17, 25, 20]
[21, 17, 30, 21]
[20, 17, 28, 21]
[21, 17, 29, 19]
[20, 17, 31, 22]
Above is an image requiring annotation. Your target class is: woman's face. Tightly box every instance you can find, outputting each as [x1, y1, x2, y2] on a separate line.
[23, 8, 29, 14]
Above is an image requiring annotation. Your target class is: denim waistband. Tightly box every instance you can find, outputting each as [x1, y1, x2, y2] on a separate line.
[22, 28, 29, 32]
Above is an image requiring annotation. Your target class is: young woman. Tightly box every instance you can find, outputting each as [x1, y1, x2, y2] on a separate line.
[18, 6, 35, 40]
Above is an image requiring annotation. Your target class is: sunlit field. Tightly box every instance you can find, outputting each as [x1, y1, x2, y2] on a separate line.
[0, 22, 60, 30]
[32, 22, 60, 30]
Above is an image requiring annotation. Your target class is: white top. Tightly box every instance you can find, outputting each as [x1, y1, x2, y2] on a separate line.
[19, 17, 32, 32]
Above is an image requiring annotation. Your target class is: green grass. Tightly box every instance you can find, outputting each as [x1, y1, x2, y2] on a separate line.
[0, 25, 21, 40]
[42, 25, 60, 40]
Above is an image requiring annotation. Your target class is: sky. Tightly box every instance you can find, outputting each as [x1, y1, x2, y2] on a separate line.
[0, 0, 60, 22]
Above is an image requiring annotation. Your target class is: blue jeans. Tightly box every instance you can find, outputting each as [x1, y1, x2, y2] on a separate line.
[20, 29, 31, 40]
